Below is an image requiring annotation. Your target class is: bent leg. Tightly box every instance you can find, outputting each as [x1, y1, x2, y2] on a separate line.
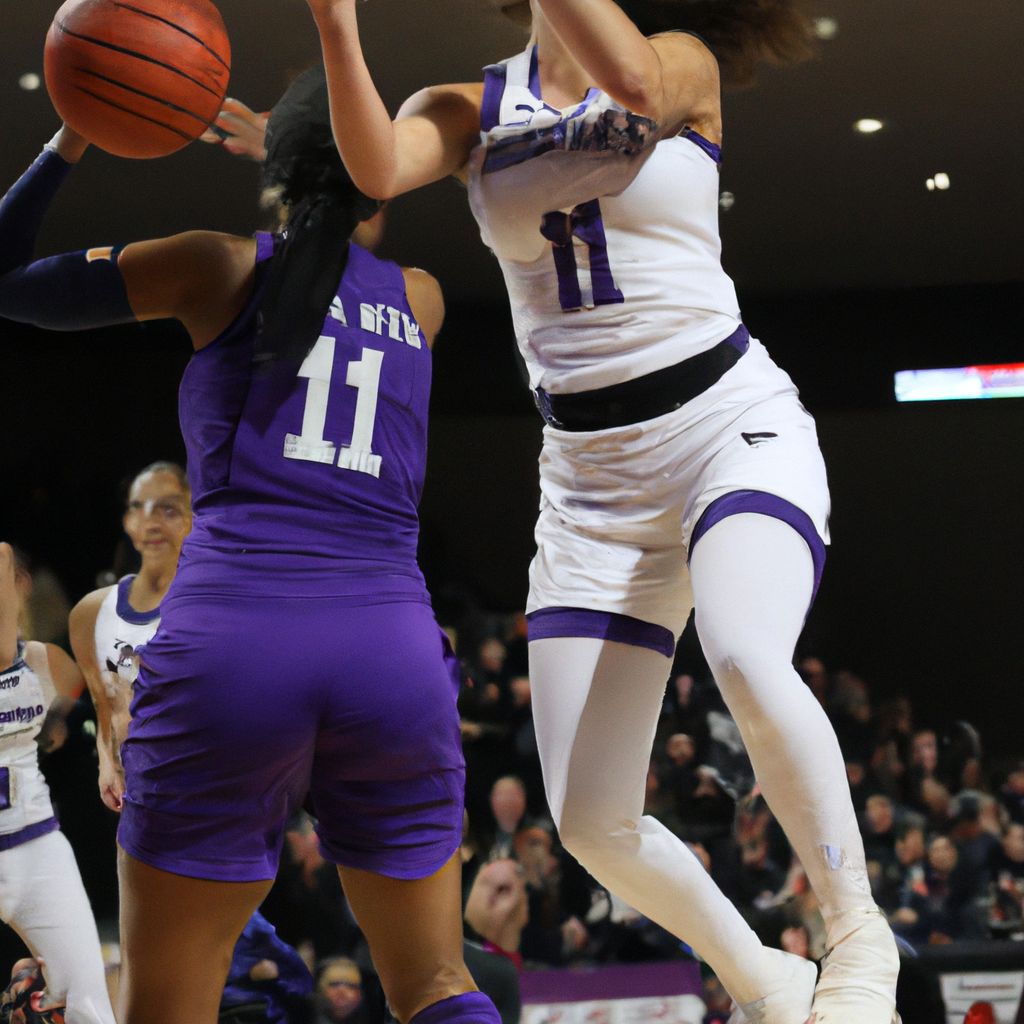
[1, 831, 114, 1024]
[117, 847, 271, 1024]
[690, 513, 898, 1023]
[530, 636, 815, 1021]
[338, 853, 496, 1024]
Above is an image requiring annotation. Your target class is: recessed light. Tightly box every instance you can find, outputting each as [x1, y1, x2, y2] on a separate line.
[855, 119, 884, 134]
[719, 191, 735, 212]
[18, 73, 41, 91]
[813, 17, 839, 40]
[926, 173, 950, 191]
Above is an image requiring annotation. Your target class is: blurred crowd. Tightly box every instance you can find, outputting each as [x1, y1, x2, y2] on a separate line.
[5, 544, 1024, 1023]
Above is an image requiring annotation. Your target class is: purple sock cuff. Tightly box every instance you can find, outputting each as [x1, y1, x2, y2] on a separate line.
[526, 607, 675, 658]
[688, 489, 827, 606]
[409, 992, 500, 1024]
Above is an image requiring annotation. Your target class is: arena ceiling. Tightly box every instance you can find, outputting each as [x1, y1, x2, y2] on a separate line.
[1, 0, 1022, 302]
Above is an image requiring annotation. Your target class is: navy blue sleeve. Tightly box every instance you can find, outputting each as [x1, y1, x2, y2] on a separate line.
[0, 147, 136, 330]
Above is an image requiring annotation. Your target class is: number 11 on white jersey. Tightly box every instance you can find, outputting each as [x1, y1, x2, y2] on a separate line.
[284, 336, 384, 478]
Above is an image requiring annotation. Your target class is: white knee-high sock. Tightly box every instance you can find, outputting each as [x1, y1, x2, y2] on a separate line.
[530, 637, 801, 1010]
[689, 513, 876, 932]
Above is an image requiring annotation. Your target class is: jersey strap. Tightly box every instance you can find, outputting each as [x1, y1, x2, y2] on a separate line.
[116, 576, 161, 626]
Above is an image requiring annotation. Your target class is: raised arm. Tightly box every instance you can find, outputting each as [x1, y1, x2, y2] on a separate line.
[0, 124, 258, 350]
[308, 0, 482, 199]
[533, 0, 720, 135]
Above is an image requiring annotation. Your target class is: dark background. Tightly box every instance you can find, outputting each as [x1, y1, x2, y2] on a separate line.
[1, 0, 1022, 762]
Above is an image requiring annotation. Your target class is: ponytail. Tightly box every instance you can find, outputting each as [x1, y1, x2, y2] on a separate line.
[256, 64, 382, 364]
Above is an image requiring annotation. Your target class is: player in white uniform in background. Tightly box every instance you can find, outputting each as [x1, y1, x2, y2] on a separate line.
[308, 0, 900, 1021]
[0, 543, 116, 1024]
[69, 463, 192, 812]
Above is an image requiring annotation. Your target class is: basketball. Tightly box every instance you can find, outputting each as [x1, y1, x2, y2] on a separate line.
[44, 0, 230, 159]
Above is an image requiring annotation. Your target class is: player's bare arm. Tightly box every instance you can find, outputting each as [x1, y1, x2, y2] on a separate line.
[308, 0, 481, 197]
[533, 0, 720, 139]
[69, 588, 126, 811]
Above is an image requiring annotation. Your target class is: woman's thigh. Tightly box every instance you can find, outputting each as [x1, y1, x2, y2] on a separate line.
[117, 848, 271, 1024]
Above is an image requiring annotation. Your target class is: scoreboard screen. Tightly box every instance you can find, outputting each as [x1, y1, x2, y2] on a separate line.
[895, 363, 1024, 402]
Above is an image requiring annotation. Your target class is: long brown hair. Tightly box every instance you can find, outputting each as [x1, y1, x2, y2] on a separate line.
[495, 0, 814, 87]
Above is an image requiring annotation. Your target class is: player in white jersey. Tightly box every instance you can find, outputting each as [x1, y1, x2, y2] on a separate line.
[0, 544, 116, 1024]
[68, 463, 192, 812]
[309, 0, 899, 1021]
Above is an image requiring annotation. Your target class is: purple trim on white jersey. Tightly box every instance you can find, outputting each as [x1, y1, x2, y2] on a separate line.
[0, 815, 59, 851]
[116, 576, 161, 626]
[681, 126, 722, 166]
[527, 607, 675, 658]
[688, 490, 826, 606]
[480, 63, 507, 133]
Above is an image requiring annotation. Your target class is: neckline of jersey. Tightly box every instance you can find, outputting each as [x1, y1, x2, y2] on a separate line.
[116, 575, 161, 625]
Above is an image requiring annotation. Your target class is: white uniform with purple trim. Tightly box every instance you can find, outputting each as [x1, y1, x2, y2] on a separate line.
[0, 642, 116, 1024]
[467, 45, 831, 639]
[93, 575, 161, 687]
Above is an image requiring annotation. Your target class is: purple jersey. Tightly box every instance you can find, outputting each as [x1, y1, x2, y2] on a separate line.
[175, 234, 431, 599]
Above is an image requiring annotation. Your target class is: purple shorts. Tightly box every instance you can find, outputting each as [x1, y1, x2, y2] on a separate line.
[118, 594, 465, 883]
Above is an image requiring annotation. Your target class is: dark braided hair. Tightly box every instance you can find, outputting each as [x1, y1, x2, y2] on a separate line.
[494, 0, 814, 88]
[256, 64, 382, 364]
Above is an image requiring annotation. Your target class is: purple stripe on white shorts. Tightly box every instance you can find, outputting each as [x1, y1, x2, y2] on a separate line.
[480, 63, 507, 133]
[527, 607, 675, 659]
[688, 489, 827, 606]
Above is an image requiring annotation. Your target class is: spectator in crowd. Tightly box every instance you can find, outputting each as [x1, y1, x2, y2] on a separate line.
[999, 764, 1024, 825]
[949, 793, 1001, 897]
[313, 959, 374, 1024]
[906, 729, 940, 814]
[893, 836, 984, 945]
[797, 657, 829, 709]
[988, 823, 1024, 934]
[483, 778, 528, 862]
[464, 860, 530, 969]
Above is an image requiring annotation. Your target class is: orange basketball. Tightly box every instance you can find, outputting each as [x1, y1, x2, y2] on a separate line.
[44, 0, 230, 159]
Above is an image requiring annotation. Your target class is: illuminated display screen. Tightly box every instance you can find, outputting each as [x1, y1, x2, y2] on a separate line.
[895, 363, 1024, 402]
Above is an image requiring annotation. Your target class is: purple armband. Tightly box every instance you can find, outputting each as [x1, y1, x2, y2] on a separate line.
[0, 147, 136, 330]
[0, 148, 73, 275]
[0, 248, 136, 331]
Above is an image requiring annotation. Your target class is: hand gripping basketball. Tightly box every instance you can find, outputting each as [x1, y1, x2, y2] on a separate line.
[44, 0, 231, 159]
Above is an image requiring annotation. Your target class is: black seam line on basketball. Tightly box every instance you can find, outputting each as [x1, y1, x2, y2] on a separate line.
[73, 85, 193, 140]
[110, 2, 229, 71]
[56, 22, 222, 98]
[73, 67, 209, 125]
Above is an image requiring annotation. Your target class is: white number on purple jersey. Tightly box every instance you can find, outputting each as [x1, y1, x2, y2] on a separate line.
[540, 199, 624, 312]
[284, 336, 384, 478]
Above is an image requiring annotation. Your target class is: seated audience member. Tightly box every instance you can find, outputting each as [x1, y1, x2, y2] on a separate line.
[483, 778, 528, 861]
[949, 793, 1001, 896]
[987, 823, 1024, 933]
[905, 730, 939, 814]
[797, 656, 829, 709]
[893, 836, 984, 944]
[828, 671, 874, 764]
[999, 764, 1024, 825]
[513, 823, 588, 966]
[780, 925, 812, 960]
[464, 859, 529, 968]
[733, 831, 786, 911]
[221, 910, 313, 1024]
[890, 826, 928, 909]
[313, 959, 375, 1024]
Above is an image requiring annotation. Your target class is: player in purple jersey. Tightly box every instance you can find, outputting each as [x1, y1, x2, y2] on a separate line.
[306, 1, 900, 1022]
[0, 67, 499, 1024]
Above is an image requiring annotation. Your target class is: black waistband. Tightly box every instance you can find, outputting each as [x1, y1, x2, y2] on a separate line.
[534, 325, 750, 432]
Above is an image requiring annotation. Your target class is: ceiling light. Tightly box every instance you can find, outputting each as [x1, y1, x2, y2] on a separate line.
[813, 17, 839, 40]
[719, 191, 735, 212]
[926, 173, 951, 191]
[18, 73, 41, 91]
[855, 119, 884, 134]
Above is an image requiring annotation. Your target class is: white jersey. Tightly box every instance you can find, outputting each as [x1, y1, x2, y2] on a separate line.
[93, 575, 161, 685]
[467, 45, 742, 395]
[0, 641, 57, 834]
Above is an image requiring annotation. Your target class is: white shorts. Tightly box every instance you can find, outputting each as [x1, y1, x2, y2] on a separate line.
[526, 339, 831, 640]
